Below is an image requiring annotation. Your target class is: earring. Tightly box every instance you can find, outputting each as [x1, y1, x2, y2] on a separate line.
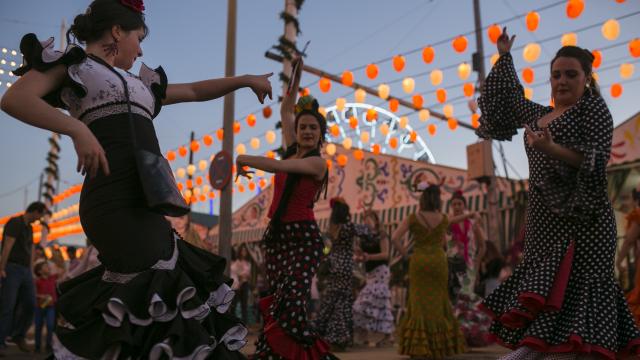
[102, 37, 119, 57]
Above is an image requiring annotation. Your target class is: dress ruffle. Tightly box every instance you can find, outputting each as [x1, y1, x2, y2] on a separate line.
[53, 232, 247, 359]
[352, 265, 395, 334]
[396, 316, 467, 358]
[481, 240, 640, 360]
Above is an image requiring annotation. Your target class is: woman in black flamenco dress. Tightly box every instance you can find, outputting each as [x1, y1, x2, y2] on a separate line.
[1, 0, 272, 358]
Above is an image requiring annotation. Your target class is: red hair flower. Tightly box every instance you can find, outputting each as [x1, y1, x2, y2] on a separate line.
[120, 0, 145, 13]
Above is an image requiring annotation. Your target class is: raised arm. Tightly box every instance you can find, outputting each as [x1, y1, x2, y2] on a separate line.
[391, 217, 411, 257]
[236, 154, 327, 181]
[163, 73, 272, 105]
[281, 56, 303, 150]
[1, 66, 109, 178]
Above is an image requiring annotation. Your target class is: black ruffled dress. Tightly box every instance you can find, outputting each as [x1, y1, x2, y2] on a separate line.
[13, 34, 247, 359]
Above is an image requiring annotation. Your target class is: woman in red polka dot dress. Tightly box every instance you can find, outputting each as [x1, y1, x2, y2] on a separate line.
[236, 56, 337, 360]
[476, 27, 640, 359]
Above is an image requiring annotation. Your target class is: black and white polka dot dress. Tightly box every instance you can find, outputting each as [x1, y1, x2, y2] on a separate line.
[476, 53, 640, 359]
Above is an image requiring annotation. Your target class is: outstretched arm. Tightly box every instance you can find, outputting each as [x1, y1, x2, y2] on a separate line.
[281, 56, 303, 150]
[391, 217, 410, 257]
[236, 154, 326, 181]
[163, 73, 273, 105]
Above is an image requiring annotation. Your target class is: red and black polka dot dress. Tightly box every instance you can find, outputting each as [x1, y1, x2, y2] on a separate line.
[476, 52, 640, 359]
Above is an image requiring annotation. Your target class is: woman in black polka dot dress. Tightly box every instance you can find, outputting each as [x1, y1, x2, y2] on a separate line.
[476, 27, 640, 359]
[315, 198, 369, 350]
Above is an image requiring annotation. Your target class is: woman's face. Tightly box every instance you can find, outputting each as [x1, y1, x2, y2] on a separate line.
[451, 198, 466, 215]
[550, 57, 589, 108]
[364, 214, 377, 230]
[296, 115, 322, 150]
[239, 247, 248, 259]
[114, 27, 144, 70]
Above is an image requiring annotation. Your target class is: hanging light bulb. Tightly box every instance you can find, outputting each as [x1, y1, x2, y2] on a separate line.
[399, 116, 409, 129]
[561, 33, 578, 46]
[342, 71, 354, 86]
[265, 130, 276, 144]
[602, 19, 620, 41]
[187, 164, 196, 176]
[378, 83, 390, 99]
[325, 143, 337, 156]
[402, 77, 415, 94]
[430, 69, 443, 86]
[526, 11, 540, 32]
[176, 168, 186, 179]
[443, 104, 454, 118]
[379, 123, 390, 136]
[236, 144, 246, 155]
[250, 137, 261, 149]
[198, 160, 208, 171]
[342, 137, 353, 150]
[355, 88, 366, 103]
[457, 62, 471, 80]
[523, 43, 541, 63]
[336, 97, 346, 111]
[419, 109, 430, 122]
[620, 63, 635, 79]
[360, 131, 370, 144]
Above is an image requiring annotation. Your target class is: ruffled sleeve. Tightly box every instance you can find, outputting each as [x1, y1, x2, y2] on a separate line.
[535, 94, 613, 222]
[476, 52, 549, 141]
[12, 33, 87, 109]
[139, 63, 168, 118]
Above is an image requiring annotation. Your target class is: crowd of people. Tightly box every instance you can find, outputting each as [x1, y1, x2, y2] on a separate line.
[1, 0, 640, 358]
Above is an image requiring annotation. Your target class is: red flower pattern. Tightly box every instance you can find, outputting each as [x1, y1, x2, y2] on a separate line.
[120, 0, 145, 13]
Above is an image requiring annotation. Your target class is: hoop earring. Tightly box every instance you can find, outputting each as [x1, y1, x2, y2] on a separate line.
[102, 37, 119, 57]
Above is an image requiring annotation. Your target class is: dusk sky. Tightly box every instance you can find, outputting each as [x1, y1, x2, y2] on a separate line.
[1, 0, 639, 232]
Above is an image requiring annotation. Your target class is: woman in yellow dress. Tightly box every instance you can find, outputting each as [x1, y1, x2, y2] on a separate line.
[392, 183, 467, 359]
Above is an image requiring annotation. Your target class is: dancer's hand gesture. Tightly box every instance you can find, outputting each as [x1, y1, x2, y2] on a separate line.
[524, 124, 554, 152]
[72, 124, 110, 178]
[248, 73, 273, 104]
[497, 27, 516, 56]
[235, 156, 254, 181]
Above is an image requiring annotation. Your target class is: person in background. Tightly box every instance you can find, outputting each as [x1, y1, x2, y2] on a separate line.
[33, 261, 58, 354]
[230, 246, 252, 324]
[66, 246, 79, 273]
[0, 201, 48, 355]
[616, 186, 640, 325]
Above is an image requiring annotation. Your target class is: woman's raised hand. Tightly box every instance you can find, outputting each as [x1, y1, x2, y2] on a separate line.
[497, 27, 516, 56]
[248, 73, 273, 104]
[71, 124, 110, 178]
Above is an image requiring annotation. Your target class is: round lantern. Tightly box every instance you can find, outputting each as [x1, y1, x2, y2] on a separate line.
[233, 121, 241, 134]
[402, 77, 415, 94]
[326, 143, 336, 156]
[265, 130, 276, 144]
[378, 84, 390, 99]
[266, 151, 276, 159]
[190, 140, 200, 152]
[203, 134, 213, 146]
[379, 123, 390, 136]
[336, 97, 346, 111]
[353, 149, 364, 161]
[412, 94, 424, 109]
[436, 88, 447, 103]
[620, 63, 634, 79]
[176, 168, 186, 179]
[166, 151, 176, 161]
[490, 53, 500, 66]
[524, 87, 534, 100]
[602, 19, 620, 41]
[448, 118, 459, 131]
[371, 144, 381, 155]
[389, 98, 399, 112]
[342, 71, 354, 86]
[526, 11, 540, 32]
[399, 116, 408, 128]
[366, 108, 378, 122]
[330, 124, 340, 137]
[419, 109, 430, 122]
[393, 55, 406, 72]
[366, 63, 379, 79]
[422, 46, 435, 64]
[236, 144, 246, 155]
[458, 62, 471, 80]
[630, 38, 640, 58]
[566, 0, 584, 19]
[443, 104, 454, 118]
[318, 107, 327, 117]
[611, 83, 623, 98]
[337, 154, 348, 167]
[355, 88, 366, 103]
[246, 113, 257, 127]
[216, 128, 224, 141]
[452, 36, 468, 53]
[342, 137, 353, 150]
[409, 131, 417, 143]
[349, 116, 358, 129]
[471, 113, 480, 128]
[178, 146, 188, 157]
[248, 182, 256, 191]
[592, 50, 602, 68]
[522, 68, 534, 84]
[198, 160, 208, 171]
[360, 131, 370, 144]
[523, 43, 541, 63]
[319, 77, 331, 93]
[488, 24, 501, 44]
[428, 124, 437, 136]
[430, 69, 443, 86]
[463, 83, 475, 97]
[389, 137, 398, 149]
[187, 164, 196, 176]
[262, 106, 272, 118]
[250, 137, 260, 149]
[561, 33, 578, 46]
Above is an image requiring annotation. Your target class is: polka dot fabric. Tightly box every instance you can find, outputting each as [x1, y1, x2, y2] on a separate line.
[476, 53, 640, 359]
[253, 221, 338, 360]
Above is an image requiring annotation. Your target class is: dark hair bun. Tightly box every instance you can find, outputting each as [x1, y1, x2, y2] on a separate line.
[66, 0, 148, 45]
[69, 14, 94, 43]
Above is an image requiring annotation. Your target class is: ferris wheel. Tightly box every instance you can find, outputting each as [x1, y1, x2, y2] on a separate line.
[324, 102, 436, 164]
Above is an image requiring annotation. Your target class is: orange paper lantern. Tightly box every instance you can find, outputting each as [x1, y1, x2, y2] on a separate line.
[448, 118, 459, 131]
[463, 83, 475, 97]
[246, 114, 257, 127]
[611, 83, 623, 98]
[262, 106, 272, 118]
[428, 124, 437, 136]
[196, 176, 203, 186]
[436, 88, 447, 104]
[471, 113, 480, 128]
[178, 146, 188, 158]
[592, 50, 602, 68]
[342, 71, 354, 86]
[238, 184, 245, 193]
[422, 46, 435, 64]
[186, 179, 193, 189]
[330, 124, 340, 137]
[319, 77, 331, 93]
[300, 87, 310, 97]
[216, 128, 224, 141]
[177, 182, 184, 191]
[190, 140, 200, 152]
[488, 24, 502, 44]
[393, 55, 406, 72]
[389, 98, 399, 113]
[409, 131, 417, 143]
[248, 182, 256, 191]
[326, 159, 333, 171]
[371, 144, 381, 155]
[412, 94, 424, 109]
[166, 151, 176, 161]
[266, 151, 276, 159]
[233, 121, 241, 134]
[203, 134, 213, 146]
[452, 36, 468, 53]
[337, 154, 348, 167]
[209, 191, 216, 199]
[349, 116, 358, 129]
[366, 64, 379, 80]
[522, 68, 535, 84]
[526, 11, 540, 32]
[258, 179, 266, 189]
[366, 109, 378, 122]
[353, 149, 364, 160]
[629, 38, 640, 58]
[566, 0, 584, 19]
[389, 137, 398, 149]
